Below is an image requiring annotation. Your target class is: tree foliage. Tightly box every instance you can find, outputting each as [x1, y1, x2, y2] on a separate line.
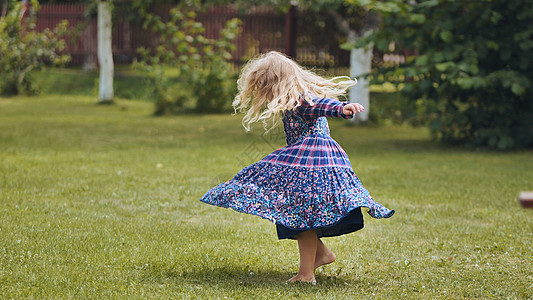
[0, 0, 70, 95]
[360, 0, 533, 149]
[135, 2, 241, 114]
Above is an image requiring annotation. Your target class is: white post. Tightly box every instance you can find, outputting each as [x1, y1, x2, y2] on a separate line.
[349, 45, 372, 123]
[97, 1, 113, 103]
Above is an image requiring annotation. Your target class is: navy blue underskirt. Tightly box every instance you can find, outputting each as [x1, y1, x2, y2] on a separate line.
[276, 207, 364, 240]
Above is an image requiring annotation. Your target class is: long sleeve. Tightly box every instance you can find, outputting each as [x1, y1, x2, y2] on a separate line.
[296, 97, 353, 120]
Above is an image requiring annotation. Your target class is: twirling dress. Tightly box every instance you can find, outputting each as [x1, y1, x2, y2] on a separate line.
[200, 96, 394, 239]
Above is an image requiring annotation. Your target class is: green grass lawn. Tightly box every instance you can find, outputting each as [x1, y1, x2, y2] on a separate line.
[1, 95, 532, 299]
[32, 67, 153, 100]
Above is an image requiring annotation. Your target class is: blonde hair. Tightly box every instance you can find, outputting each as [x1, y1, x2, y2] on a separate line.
[232, 51, 357, 132]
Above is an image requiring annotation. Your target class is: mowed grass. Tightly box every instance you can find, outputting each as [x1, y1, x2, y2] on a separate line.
[1, 95, 532, 299]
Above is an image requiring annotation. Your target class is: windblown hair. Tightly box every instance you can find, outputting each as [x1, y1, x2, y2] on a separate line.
[233, 51, 357, 132]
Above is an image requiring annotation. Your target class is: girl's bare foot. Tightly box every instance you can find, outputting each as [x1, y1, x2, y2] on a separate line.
[287, 274, 317, 285]
[314, 250, 336, 269]
[314, 240, 336, 269]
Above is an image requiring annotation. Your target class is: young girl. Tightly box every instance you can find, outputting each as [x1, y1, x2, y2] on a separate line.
[200, 51, 394, 284]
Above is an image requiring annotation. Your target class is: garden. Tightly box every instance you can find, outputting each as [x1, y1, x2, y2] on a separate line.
[1, 0, 532, 298]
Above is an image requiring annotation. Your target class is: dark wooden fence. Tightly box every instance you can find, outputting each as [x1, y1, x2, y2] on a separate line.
[35, 4, 352, 71]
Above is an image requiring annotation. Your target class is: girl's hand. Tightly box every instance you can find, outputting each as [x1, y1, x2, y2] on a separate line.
[343, 103, 365, 115]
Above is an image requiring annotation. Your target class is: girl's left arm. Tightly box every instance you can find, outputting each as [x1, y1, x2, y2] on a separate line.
[342, 102, 365, 116]
[297, 97, 363, 119]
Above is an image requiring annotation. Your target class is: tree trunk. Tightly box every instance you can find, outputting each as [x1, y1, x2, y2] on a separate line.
[349, 45, 372, 123]
[97, 1, 113, 103]
[327, 9, 374, 123]
[349, 11, 380, 123]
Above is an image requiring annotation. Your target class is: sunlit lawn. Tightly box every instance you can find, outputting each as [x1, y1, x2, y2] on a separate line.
[1, 95, 532, 299]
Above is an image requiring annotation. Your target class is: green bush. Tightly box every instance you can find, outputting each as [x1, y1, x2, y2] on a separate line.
[361, 0, 533, 149]
[0, 0, 70, 95]
[368, 92, 429, 126]
[135, 4, 240, 115]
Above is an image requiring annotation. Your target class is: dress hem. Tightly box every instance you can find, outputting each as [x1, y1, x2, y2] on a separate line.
[199, 196, 394, 231]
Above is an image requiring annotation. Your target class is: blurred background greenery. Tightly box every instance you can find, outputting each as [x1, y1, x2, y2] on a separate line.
[2, 0, 531, 149]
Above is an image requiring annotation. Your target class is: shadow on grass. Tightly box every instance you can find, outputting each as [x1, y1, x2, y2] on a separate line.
[138, 262, 364, 292]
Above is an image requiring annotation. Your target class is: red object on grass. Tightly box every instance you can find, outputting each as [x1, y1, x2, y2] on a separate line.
[518, 192, 533, 208]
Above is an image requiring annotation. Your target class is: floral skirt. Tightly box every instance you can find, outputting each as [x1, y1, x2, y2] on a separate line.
[200, 161, 394, 233]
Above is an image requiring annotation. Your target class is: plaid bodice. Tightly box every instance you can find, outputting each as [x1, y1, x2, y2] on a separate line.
[282, 111, 330, 146]
[260, 96, 354, 168]
[283, 96, 350, 145]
